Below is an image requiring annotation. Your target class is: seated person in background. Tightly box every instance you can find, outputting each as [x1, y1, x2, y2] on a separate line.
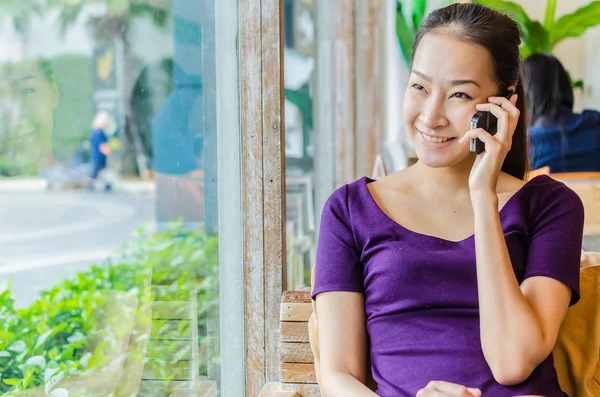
[522, 53, 600, 173]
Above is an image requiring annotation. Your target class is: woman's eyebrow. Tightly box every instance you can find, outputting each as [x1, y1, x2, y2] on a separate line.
[11, 75, 37, 86]
[411, 69, 481, 88]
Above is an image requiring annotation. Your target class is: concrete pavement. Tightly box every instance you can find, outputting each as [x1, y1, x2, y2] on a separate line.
[0, 187, 155, 307]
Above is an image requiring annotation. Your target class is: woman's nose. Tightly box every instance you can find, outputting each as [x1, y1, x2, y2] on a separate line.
[419, 97, 448, 129]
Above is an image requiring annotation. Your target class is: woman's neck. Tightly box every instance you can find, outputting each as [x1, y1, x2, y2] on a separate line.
[411, 157, 475, 196]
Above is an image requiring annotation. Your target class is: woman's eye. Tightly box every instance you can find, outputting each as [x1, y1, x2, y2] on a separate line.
[412, 84, 426, 92]
[20, 88, 36, 95]
[452, 92, 472, 100]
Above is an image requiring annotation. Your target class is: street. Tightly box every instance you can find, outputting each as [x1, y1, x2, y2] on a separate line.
[0, 189, 155, 308]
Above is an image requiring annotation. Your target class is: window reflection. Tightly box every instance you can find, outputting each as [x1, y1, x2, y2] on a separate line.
[0, 1, 238, 396]
[284, 0, 316, 290]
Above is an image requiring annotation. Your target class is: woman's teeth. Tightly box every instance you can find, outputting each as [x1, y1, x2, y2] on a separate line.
[421, 132, 453, 143]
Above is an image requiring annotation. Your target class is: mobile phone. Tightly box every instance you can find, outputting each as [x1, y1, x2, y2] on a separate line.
[469, 111, 498, 155]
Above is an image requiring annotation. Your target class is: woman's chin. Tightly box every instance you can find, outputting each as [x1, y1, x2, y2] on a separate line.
[415, 154, 472, 169]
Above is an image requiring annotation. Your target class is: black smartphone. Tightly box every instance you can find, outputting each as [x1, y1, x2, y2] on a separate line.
[469, 111, 498, 155]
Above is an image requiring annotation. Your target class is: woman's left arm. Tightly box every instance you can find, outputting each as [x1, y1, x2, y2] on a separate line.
[460, 95, 583, 386]
[471, 190, 572, 386]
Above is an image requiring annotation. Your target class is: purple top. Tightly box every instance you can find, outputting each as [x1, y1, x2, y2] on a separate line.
[312, 175, 584, 397]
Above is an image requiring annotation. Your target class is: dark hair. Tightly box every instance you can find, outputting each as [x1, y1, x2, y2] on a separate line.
[522, 53, 573, 126]
[412, 3, 530, 180]
[38, 59, 57, 85]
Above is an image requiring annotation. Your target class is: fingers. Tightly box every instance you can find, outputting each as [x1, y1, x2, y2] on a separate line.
[418, 381, 482, 397]
[458, 128, 491, 145]
[467, 388, 482, 397]
[475, 95, 519, 140]
[488, 95, 519, 117]
[428, 381, 479, 396]
[459, 128, 508, 155]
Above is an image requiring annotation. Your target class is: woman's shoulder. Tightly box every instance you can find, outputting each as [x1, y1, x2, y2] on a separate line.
[325, 176, 370, 205]
[322, 176, 373, 223]
[515, 174, 583, 220]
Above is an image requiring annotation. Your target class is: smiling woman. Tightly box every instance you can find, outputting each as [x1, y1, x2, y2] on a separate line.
[0, 60, 59, 176]
[313, 3, 584, 397]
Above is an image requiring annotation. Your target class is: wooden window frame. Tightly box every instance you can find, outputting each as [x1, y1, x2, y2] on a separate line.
[239, 0, 383, 394]
[240, 0, 286, 395]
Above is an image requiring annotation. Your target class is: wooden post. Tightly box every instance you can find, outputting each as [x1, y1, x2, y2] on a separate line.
[241, 0, 285, 395]
[262, 0, 286, 384]
[334, 0, 357, 187]
[355, 0, 383, 178]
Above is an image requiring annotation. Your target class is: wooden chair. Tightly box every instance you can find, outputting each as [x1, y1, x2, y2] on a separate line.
[550, 172, 600, 237]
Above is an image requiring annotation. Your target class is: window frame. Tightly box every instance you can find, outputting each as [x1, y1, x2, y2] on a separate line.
[240, 0, 286, 395]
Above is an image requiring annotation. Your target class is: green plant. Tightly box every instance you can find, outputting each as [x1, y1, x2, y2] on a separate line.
[396, 0, 428, 66]
[475, 0, 600, 88]
[285, 88, 313, 131]
[0, 224, 219, 396]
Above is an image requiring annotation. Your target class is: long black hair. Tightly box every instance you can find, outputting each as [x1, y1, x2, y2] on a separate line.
[412, 3, 530, 180]
[522, 53, 573, 126]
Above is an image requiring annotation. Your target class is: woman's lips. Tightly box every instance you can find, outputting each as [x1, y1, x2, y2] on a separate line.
[418, 129, 456, 149]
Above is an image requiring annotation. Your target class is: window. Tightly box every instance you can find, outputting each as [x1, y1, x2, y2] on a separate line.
[283, 0, 386, 290]
[0, 1, 244, 396]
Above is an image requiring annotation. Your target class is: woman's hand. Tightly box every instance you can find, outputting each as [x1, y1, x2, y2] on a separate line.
[416, 381, 482, 397]
[458, 94, 519, 194]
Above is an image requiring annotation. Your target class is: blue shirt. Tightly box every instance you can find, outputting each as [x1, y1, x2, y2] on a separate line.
[528, 108, 600, 172]
[89, 128, 108, 167]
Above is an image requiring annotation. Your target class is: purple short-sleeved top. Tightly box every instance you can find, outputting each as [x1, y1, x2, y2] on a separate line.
[312, 175, 584, 397]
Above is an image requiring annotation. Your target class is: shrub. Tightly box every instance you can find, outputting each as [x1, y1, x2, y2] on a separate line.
[0, 224, 218, 396]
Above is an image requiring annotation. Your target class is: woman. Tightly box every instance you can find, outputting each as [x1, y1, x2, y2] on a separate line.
[312, 3, 584, 397]
[523, 53, 600, 173]
[0, 59, 59, 174]
[87, 110, 114, 191]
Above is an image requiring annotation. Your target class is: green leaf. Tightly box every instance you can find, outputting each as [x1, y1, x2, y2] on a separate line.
[0, 351, 11, 357]
[7, 340, 27, 354]
[549, 1, 600, 47]
[284, 88, 313, 131]
[22, 366, 34, 388]
[24, 355, 46, 371]
[87, 352, 110, 369]
[573, 79, 584, 91]
[48, 347, 60, 361]
[524, 20, 552, 54]
[2, 378, 21, 386]
[66, 331, 85, 344]
[543, 0, 557, 30]
[34, 330, 53, 351]
[412, 0, 427, 30]
[396, 1, 414, 66]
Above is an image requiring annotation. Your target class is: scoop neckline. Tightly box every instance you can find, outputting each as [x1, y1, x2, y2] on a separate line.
[362, 174, 545, 244]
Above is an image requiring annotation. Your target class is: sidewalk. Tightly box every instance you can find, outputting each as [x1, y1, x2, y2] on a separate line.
[0, 177, 155, 194]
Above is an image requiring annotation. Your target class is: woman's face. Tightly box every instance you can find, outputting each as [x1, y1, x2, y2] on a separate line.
[403, 33, 499, 169]
[0, 61, 58, 161]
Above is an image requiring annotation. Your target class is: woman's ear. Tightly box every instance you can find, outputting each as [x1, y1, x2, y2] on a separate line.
[507, 85, 516, 94]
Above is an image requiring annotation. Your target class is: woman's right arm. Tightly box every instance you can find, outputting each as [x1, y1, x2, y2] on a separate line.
[316, 290, 378, 397]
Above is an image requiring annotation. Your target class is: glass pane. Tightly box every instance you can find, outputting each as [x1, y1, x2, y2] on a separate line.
[283, 0, 316, 290]
[0, 0, 244, 396]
